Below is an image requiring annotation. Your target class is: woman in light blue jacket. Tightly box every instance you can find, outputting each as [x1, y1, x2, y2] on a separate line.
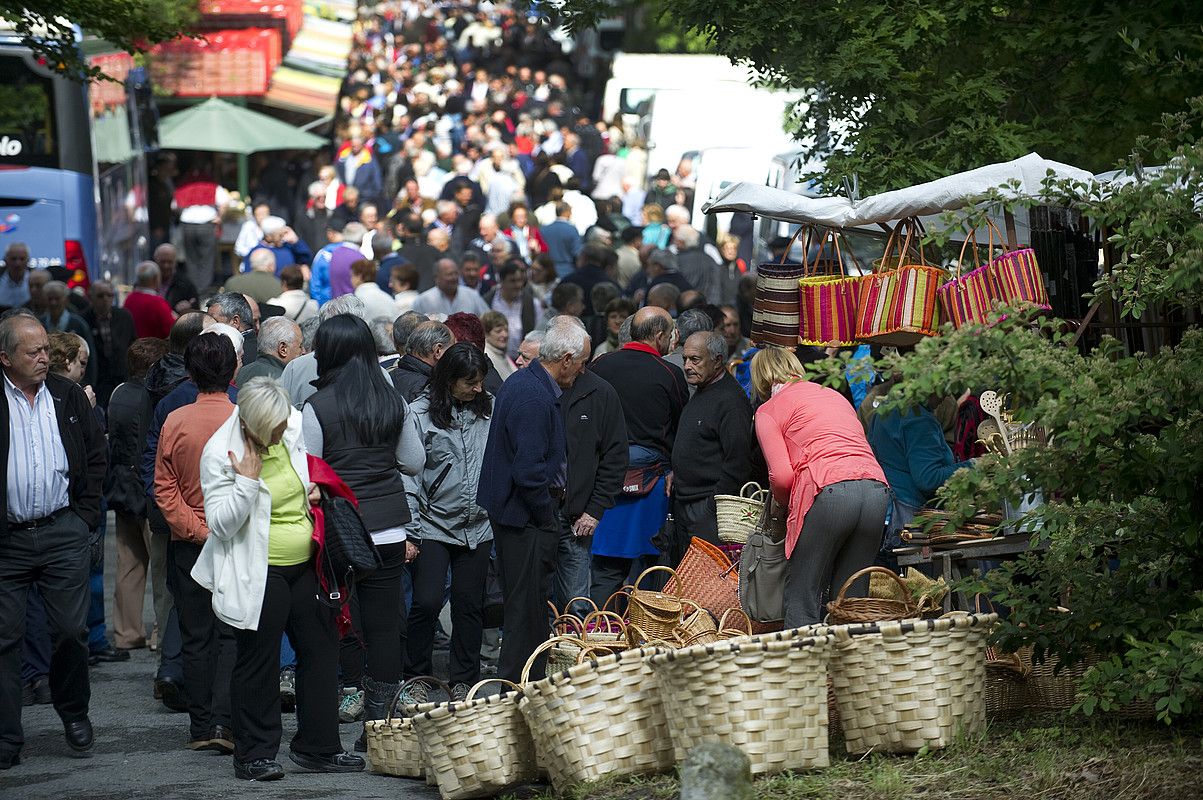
[403, 343, 494, 702]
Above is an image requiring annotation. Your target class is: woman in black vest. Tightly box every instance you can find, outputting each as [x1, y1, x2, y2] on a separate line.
[300, 315, 423, 750]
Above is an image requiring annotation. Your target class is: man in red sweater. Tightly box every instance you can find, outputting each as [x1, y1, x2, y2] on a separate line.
[124, 261, 177, 339]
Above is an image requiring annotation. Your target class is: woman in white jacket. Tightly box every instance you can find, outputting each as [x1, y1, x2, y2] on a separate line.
[194, 377, 363, 782]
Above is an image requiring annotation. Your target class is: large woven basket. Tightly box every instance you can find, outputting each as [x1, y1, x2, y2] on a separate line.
[364, 676, 447, 778]
[518, 646, 673, 793]
[410, 679, 539, 800]
[649, 633, 834, 776]
[826, 614, 996, 754]
[715, 482, 767, 545]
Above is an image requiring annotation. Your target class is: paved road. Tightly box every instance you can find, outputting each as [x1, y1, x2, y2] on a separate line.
[1, 521, 443, 800]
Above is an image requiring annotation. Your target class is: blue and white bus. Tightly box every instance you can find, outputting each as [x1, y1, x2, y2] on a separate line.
[0, 37, 98, 288]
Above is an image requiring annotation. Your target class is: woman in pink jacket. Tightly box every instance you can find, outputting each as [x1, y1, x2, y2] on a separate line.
[751, 347, 890, 628]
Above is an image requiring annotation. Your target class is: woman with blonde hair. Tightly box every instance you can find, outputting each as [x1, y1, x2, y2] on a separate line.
[196, 377, 362, 780]
[640, 203, 670, 248]
[751, 347, 890, 628]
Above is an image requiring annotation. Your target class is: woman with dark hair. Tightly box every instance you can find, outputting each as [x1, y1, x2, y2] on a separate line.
[300, 314, 423, 749]
[403, 343, 493, 702]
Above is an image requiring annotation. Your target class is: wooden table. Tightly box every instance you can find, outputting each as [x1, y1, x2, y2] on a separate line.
[893, 533, 1045, 612]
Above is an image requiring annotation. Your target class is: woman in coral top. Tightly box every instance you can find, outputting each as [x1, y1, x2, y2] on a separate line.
[751, 347, 890, 628]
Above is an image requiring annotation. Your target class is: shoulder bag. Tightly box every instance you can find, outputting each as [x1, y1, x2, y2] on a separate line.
[738, 490, 787, 624]
[318, 489, 382, 584]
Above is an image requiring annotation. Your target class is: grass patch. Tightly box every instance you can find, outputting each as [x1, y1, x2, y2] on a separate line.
[501, 715, 1203, 800]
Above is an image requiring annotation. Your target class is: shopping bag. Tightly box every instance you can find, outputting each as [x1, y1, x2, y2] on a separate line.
[798, 226, 864, 346]
[752, 228, 807, 347]
[738, 495, 786, 624]
[855, 218, 945, 346]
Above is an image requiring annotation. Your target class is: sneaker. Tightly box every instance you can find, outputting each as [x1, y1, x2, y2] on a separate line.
[338, 688, 364, 723]
[450, 683, 471, 703]
[279, 668, 296, 713]
[397, 680, 429, 707]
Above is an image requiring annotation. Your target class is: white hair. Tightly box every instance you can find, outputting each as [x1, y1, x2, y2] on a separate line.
[204, 322, 244, 357]
[249, 248, 276, 273]
[257, 316, 299, 356]
[665, 204, 691, 224]
[135, 261, 161, 286]
[539, 317, 589, 362]
[237, 377, 292, 445]
[318, 294, 366, 322]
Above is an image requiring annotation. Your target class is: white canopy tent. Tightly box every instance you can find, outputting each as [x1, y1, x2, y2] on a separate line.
[702, 153, 1094, 236]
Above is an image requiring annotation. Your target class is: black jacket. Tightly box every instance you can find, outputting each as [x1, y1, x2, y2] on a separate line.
[144, 353, 188, 407]
[1, 372, 107, 535]
[561, 370, 628, 522]
[105, 379, 154, 517]
[590, 345, 688, 460]
[670, 372, 753, 502]
[390, 353, 433, 402]
[81, 306, 137, 405]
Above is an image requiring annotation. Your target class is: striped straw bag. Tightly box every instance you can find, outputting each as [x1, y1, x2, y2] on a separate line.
[751, 228, 807, 347]
[855, 218, 945, 346]
[989, 225, 1051, 314]
[938, 222, 1004, 329]
[798, 226, 864, 347]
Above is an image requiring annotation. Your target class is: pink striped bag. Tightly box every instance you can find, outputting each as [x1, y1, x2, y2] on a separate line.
[991, 240, 1051, 314]
[855, 219, 945, 347]
[938, 223, 1003, 329]
[798, 227, 863, 347]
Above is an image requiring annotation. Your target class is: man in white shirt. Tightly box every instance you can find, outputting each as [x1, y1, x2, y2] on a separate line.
[0, 243, 30, 309]
[411, 259, 489, 319]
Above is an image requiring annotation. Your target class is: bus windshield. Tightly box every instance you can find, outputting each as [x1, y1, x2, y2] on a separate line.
[0, 54, 58, 169]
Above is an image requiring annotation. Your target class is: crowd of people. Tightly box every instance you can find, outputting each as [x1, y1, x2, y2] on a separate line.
[0, 0, 981, 783]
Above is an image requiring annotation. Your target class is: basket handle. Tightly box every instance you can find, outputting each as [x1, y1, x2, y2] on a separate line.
[564, 596, 599, 616]
[739, 481, 763, 499]
[582, 609, 626, 634]
[465, 678, 521, 702]
[520, 635, 587, 684]
[717, 607, 753, 635]
[832, 566, 915, 608]
[551, 614, 584, 637]
[385, 675, 452, 722]
[802, 226, 844, 278]
[601, 585, 632, 616]
[777, 225, 806, 265]
[633, 565, 679, 596]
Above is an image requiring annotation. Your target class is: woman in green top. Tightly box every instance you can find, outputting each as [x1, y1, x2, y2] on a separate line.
[197, 377, 364, 781]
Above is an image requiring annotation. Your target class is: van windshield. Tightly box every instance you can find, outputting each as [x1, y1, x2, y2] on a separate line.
[0, 54, 57, 169]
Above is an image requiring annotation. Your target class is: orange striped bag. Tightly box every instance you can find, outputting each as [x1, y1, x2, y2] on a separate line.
[855, 218, 945, 347]
[797, 227, 864, 347]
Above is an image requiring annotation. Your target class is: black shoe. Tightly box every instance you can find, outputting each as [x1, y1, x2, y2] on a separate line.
[234, 758, 285, 781]
[155, 677, 188, 713]
[0, 751, 19, 770]
[288, 749, 365, 773]
[88, 646, 131, 665]
[203, 725, 234, 755]
[64, 719, 94, 753]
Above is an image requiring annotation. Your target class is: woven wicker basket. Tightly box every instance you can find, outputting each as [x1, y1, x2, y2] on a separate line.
[628, 566, 683, 641]
[715, 482, 767, 544]
[519, 646, 673, 793]
[826, 614, 996, 754]
[649, 634, 835, 776]
[826, 566, 920, 625]
[410, 679, 538, 800]
[364, 676, 448, 778]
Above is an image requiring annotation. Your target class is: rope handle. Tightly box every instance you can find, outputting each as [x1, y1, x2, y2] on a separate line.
[832, 566, 917, 608]
[739, 481, 764, 499]
[385, 675, 452, 722]
[777, 226, 806, 265]
[874, 217, 929, 274]
[465, 678, 521, 702]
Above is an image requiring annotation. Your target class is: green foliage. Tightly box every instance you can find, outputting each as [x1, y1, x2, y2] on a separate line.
[558, 0, 1203, 192]
[0, 0, 197, 80]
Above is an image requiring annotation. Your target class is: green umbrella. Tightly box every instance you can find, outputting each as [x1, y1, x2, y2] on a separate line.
[158, 96, 326, 155]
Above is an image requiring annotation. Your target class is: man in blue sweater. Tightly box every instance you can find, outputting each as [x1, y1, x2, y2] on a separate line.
[477, 317, 590, 683]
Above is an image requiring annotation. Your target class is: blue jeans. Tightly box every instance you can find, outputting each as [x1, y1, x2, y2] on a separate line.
[553, 511, 593, 618]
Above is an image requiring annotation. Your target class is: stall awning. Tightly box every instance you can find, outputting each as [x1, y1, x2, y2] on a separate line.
[263, 65, 342, 116]
[702, 154, 1093, 228]
[281, 16, 353, 78]
[148, 29, 283, 97]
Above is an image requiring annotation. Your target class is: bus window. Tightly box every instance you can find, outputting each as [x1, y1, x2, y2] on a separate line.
[0, 55, 57, 169]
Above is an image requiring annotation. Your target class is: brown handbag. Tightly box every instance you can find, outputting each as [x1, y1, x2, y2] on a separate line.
[665, 536, 740, 619]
